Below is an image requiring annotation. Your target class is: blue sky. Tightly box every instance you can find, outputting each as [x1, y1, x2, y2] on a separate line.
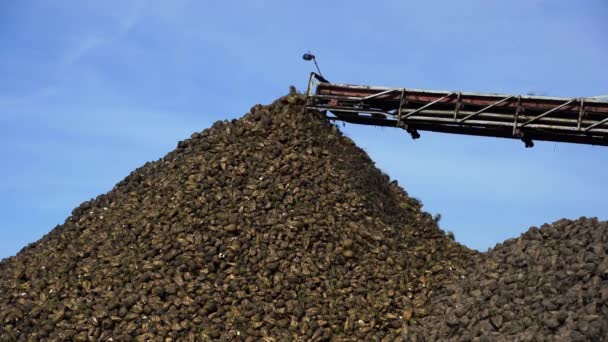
[1, 1, 607, 259]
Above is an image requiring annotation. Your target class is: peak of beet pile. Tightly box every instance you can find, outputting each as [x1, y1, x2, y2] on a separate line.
[0, 94, 473, 341]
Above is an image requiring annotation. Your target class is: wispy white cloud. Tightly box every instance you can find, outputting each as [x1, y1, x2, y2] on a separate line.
[61, 2, 144, 66]
[2, 1, 149, 116]
[62, 35, 104, 66]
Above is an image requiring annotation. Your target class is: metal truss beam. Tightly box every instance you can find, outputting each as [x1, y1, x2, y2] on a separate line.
[305, 73, 608, 147]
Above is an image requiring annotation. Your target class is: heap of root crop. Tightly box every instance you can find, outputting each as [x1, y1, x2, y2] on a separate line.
[0, 93, 472, 341]
[409, 217, 608, 341]
[3, 92, 605, 341]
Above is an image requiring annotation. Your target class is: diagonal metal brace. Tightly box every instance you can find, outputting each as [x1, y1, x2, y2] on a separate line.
[584, 115, 608, 132]
[520, 99, 576, 127]
[402, 92, 455, 119]
[459, 96, 513, 123]
[361, 88, 400, 101]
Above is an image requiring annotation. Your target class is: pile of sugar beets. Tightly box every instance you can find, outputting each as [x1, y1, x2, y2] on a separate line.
[0, 92, 606, 341]
[409, 217, 608, 341]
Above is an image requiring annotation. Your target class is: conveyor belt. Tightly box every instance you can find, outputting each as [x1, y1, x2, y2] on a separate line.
[305, 73, 608, 147]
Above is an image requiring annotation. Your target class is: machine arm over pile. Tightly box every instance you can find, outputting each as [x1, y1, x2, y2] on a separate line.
[305, 73, 608, 147]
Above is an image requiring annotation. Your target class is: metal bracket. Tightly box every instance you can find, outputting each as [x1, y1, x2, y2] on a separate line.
[577, 98, 585, 131]
[407, 127, 420, 139]
[521, 135, 534, 148]
[305, 72, 315, 105]
[396, 88, 406, 128]
[513, 96, 522, 136]
[453, 92, 462, 121]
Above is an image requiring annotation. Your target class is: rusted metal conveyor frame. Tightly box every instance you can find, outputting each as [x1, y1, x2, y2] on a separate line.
[305, 73, 608, 147]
